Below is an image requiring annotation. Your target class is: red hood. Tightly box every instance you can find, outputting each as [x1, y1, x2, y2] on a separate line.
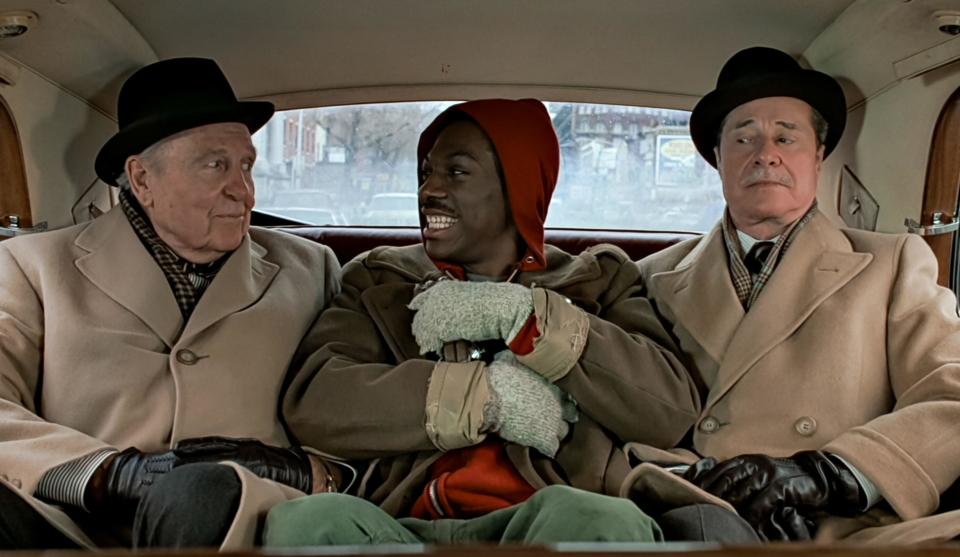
[417, 99, 560, 272]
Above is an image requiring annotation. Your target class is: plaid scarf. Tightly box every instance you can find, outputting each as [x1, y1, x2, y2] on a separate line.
[119, 189, 228, 319]
[722, 203, 818, 310]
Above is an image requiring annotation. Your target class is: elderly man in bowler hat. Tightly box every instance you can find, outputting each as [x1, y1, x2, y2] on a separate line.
[629, 46, 960, 542]
[0, 58, 342, 549]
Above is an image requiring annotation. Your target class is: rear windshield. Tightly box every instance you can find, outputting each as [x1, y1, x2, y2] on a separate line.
[252, 101, 723, 231]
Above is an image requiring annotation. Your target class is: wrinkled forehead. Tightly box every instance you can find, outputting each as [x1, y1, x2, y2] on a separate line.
[722, 96, 815, 132]
[154, 122, 252, 148]
[143, 122, 254, 158]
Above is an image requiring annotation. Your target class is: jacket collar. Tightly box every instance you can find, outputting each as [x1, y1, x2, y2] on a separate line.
[707, 210, 872, 406]
[364, 243, 603, 289]
[74, 207, 278, 348]
[651, 210, 873, 402]
[649, 223, 745, 366]
[360, 243, 604, 361]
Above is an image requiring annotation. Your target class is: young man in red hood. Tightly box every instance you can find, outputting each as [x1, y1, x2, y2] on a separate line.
[268, 99, 736, 544]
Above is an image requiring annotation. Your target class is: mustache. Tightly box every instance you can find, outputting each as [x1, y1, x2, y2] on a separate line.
[421, 197, 456, 213]
[742, 169, 794, 187]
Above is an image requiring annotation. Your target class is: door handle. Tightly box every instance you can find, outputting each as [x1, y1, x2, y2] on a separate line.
[0, 215, 48, 238]
[905, 212, 959, 236]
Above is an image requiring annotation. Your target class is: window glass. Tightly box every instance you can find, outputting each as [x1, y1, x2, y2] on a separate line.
[252, 101, 724, 231]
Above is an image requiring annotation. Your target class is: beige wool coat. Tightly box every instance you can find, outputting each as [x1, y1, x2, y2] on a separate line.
[0, 206, 339, 548]
[283, 243, 700, 516]
[632, 210, 960, 543]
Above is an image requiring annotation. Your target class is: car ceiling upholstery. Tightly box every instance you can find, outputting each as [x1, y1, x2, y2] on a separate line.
[0, 0, 953, 117]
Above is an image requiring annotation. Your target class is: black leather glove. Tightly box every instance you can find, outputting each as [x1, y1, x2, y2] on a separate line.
[756, 506, 817, 541]
[683, 451, 862, 539]
[172, 437, 313, 494]
[682, 456, 719, 484]
[87, 437, 312, 516]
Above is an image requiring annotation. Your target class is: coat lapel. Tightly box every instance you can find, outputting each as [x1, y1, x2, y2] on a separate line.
[362, 283, 424, 361]
[75, 208, 183, 348]
[706, 213, 873, 407]
[649, 225, 745, 365]
[361, 245, 439, 361]
[179, 236, 279, 342]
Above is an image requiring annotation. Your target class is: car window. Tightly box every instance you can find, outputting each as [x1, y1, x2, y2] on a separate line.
[252, 101, 723, 231]
[369, 194, 416, 211]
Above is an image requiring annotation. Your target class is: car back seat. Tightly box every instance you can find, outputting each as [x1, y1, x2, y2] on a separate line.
[280, 226, 697, 264]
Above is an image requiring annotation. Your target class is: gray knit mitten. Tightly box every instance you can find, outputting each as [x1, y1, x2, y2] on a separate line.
[484, 351, 576, 458]
[409, 280, 534, 355]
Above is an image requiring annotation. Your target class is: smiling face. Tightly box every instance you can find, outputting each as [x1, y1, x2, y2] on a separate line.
[419, 119, 521, 277]
[126, 122, 257, 263]
[715, 96, 824, 238]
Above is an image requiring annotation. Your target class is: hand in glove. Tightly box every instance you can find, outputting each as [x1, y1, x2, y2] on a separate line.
[86, 437, 313, 516]
[755, 506, 817, 541]
[171, 437, 314, 493]
[483, 351, 577, 458]
[409, 280, 533, 355]
[681, 456, 719, 485]
[683, 451, 861, 539]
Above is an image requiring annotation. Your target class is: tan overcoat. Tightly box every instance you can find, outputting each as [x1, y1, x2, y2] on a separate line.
[0, 207, 339, 548]
[284, 243, 700, 516]
[632, 210, 960, 543]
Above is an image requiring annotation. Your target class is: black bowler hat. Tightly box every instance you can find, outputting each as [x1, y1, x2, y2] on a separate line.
[94, 57, 274, 185]
[689, 46, 846, 168]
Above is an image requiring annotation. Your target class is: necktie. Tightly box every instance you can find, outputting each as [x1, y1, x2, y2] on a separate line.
[744, 241, 774, 275]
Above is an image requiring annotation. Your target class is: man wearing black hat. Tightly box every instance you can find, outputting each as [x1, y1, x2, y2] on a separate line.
[0, 58, 343, 549]
[631, 46, 960, 542]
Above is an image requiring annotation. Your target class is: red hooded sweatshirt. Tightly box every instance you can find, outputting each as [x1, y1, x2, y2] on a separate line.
[410, 99, 561, 519]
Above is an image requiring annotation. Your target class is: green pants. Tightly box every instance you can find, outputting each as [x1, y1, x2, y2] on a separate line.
[264, 485, 662, 546]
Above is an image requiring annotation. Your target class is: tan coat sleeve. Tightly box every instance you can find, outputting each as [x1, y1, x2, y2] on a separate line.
[283, 258, 486, 459]
[547, 249, 700, 449]
[824, 234, 960, 520]
[0, 244, 112, 494]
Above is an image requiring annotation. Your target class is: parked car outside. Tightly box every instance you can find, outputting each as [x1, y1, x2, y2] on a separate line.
[357, 192, 420, 226]
[256, 206, 348, 226]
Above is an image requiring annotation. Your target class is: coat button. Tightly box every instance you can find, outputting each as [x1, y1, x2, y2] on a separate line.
[176, 349, 199, 365]
[794, 416, 817, 436]
[698, 416, 720, 434]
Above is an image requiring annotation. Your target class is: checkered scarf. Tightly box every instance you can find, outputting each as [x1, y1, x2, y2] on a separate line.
[722, 203, 818, 310]
[119, 188, 227, 319]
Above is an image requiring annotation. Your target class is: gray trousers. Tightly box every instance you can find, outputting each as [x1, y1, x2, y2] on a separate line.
[658, 504, 760, 543]
[0, 463, 242, 549]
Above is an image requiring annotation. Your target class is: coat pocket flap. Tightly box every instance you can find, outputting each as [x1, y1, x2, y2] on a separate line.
[622, 442, 700, 466]
[618, 462, 737, 516]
